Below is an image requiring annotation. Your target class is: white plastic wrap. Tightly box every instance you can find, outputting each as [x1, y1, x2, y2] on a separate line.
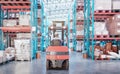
[95, 0, 112, 10]
[14, 39, 31, 61]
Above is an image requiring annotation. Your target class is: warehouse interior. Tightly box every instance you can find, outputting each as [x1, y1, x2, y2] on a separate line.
[0, 0, 120, 74]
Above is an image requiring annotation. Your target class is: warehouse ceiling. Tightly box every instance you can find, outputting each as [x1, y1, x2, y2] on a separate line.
[43, 0, 74, 19]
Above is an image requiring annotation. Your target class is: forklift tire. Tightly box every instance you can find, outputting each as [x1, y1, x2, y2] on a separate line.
[62, 60, 69, 70]
[46, 60, 49, 70]
[46, 60, 52, 70]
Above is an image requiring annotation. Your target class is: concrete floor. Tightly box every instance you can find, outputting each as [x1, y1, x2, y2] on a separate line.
[0, 52, 120, 74]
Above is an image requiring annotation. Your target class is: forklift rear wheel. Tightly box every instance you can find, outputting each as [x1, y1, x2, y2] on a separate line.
[62, 60, 69, 70]
[46, 60, 52, 70]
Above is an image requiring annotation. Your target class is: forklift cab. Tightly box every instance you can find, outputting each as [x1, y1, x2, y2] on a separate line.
[46, 21, 69, 70]
[49, 21, 67, 46]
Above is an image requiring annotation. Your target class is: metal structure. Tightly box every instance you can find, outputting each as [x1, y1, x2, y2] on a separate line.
[0, 5, 4, 50]
[72, 0, 77, 51]
[40, 0, 75, 51]
[40, 0, 46, 51]
[0, 0, 38, 59]
[84, 0, 94, 59]
[30, 0, 38, 58]
[67, 12, 70, 49]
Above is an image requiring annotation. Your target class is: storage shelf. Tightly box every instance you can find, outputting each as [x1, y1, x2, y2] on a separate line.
[0, 26, 31, 33]
[94, 38, 120, 40]
[0, 0, 30, 4]
[94, 11, 120, 15]
[76, 35, 120, 41]
[76, 35, 84, 40]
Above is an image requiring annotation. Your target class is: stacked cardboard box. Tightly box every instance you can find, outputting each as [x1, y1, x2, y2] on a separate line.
[77, 0, 84, 6]
[76, 25, 84, 36]
[112, 0, 120, 10]
[19, 15, 30, 26]
[3, 20, 17, 27]
[106, 15, 120, 35]
[77, 11, 84, 20]
[95, 0, 112, 11]
[16, 33, 31, 39]
[76, 41, 84, 52]
[94, 22, 109, 35]
[10, 37, 15, 47]
[14, 39, 31, 61]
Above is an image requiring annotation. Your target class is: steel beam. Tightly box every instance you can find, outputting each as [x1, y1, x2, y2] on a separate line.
[0, 5, 4, 50]
[72, 0, 77, 51]
[30, 0, 38, 59]
[84, 0, 94, 59]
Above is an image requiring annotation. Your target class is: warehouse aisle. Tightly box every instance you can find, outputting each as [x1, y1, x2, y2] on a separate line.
[1, 52, 120, 74]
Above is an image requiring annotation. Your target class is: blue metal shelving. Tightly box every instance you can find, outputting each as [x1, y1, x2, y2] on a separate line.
[72, 0, 77, 51]
[0, 5, 4, 50]
[67, 12, 71, 49]
[83, 0, 95, 59]
[30, 0, 38, 58]
[40, 0, 45, 51]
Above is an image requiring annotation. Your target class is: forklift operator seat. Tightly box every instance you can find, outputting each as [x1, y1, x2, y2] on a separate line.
[51, 39, 62, 46]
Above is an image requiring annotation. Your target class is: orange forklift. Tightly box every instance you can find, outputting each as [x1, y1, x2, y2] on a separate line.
[46, 21, 69, 70]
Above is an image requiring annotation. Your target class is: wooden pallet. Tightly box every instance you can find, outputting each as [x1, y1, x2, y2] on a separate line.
[110, 35, 120, 38]
[112, 10, 120, 13]
[95, 10, 112, 13]
[16, 59, 31, 61]
[95, 35, 109, 38]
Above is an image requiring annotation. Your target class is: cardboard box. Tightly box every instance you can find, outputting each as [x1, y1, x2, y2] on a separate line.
[112, 14, 120, 22]
[108, 26, 120, 35]
[16, 33, 31, 38]
[112, 0, 120, 10]
[94, 22, 108, 35]
[3, 20, 17, 27]
[77, 0, 84, 6]
[106, 15, 120, 35]
[76, 25, 84, 31]
[77, 11, 84, 20]
[105, 42, 112, 51]
[112, 45, 118, 53]
[83, 53, 88, 59]
[95, 0, 112, 10]
[19, 15, 30, 26]
[14, 39, 31, 61]
[77, 30, 84, 35]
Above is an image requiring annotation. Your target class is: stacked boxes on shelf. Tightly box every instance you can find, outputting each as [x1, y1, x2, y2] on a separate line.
[3, 14, 30, 27]
[14, 39, 31, 61]
[3, 20, 17, 27]
[77, 0, 84, 6]
[106, 14, 120, 35]
[76, 11, 84, 20]
[95, 0, 112, 11]
[112, 0, 120, 10]
[95, 0, 120, 11]
[94, 22, 109, 35]
[76, 41, 84, 52]
[16, 33, 31, 39]
[76, 25, 84, 36]
[19, 15, 30, 26]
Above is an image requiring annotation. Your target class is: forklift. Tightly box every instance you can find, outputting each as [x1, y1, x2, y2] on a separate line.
[46, 21, 69, 70]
